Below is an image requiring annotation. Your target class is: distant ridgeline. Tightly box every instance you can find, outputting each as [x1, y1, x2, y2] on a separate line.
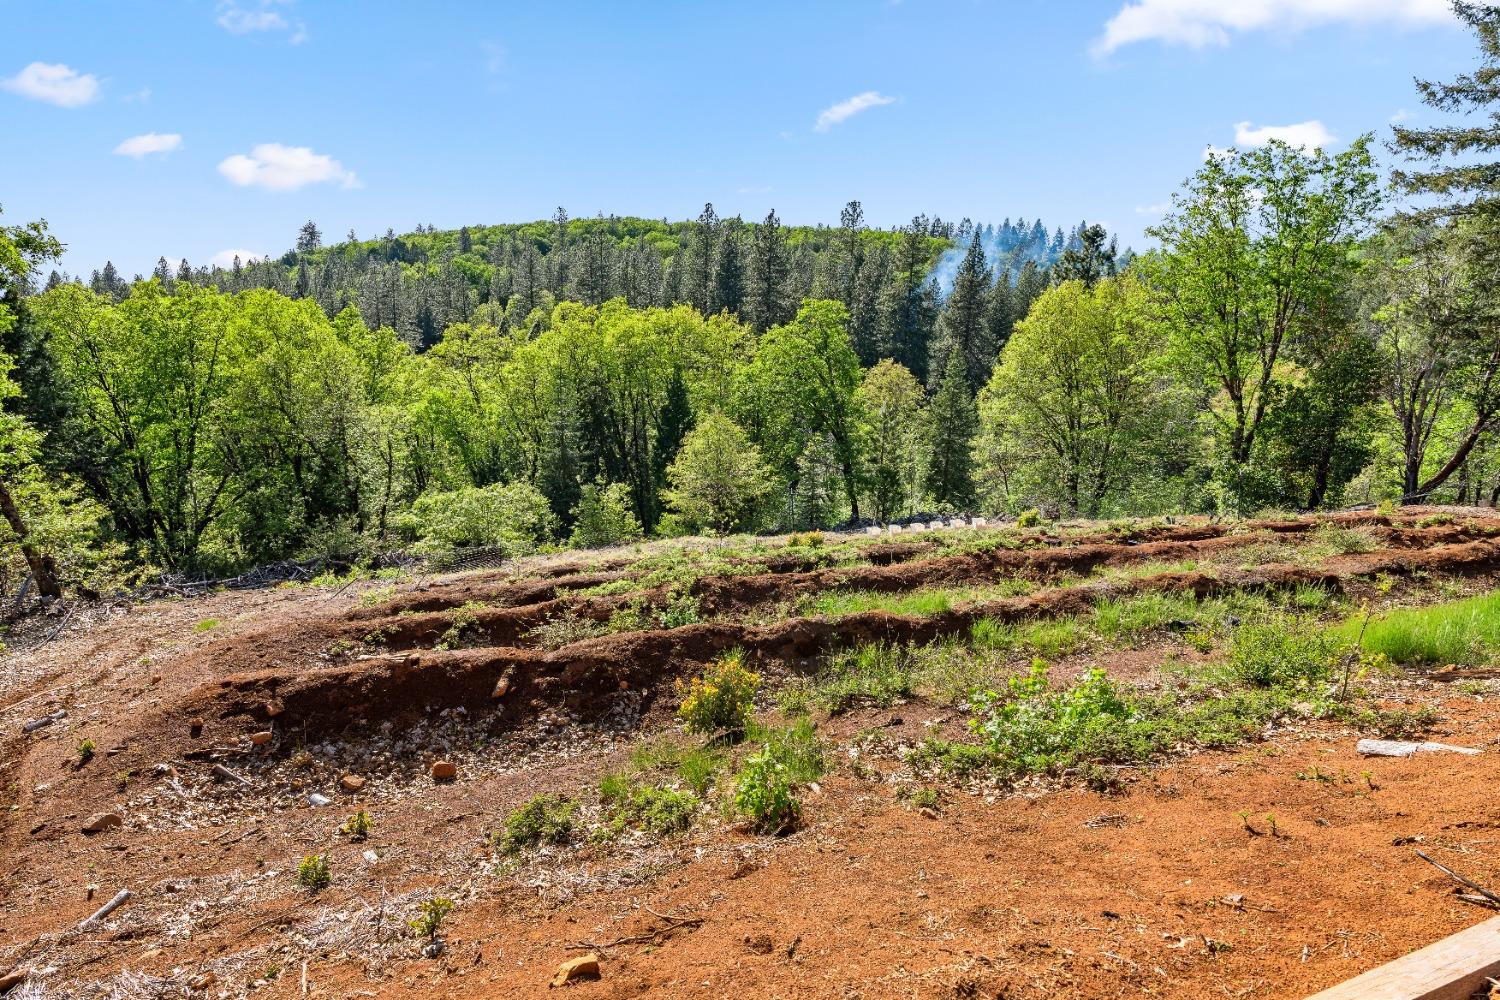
[65, 207, 1116, 353]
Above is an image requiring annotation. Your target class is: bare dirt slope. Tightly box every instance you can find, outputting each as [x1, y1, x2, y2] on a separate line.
[2, 510, 1498, 998]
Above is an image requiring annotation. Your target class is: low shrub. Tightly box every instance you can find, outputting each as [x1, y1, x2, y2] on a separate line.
[296, 855, 331, 889]
[496, 794, 576, 853]
[733, 720, 826, 834]
[808, 643, 915, 713]
[676, 649, 760, 738]
[602, 783, 700, 837]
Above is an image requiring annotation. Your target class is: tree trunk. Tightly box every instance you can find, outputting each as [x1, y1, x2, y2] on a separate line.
[0, 477, 61, 599]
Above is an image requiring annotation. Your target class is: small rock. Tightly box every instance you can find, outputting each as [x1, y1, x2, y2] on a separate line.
[362, 849, 379, 865]
[249, 731, 273, 747]
[339, 773, 366, 792]
[0, 970, 27, 993]
[307, 793, 332, 807]
[152, 763, 176, 779]
[81, 812, 123, 834]
[491, 677, 510, 699]
[430, 760, 457, 782]
[266, 699, 285, 718]
[617, 679, 629, 691]
[188, 971, 216, 991]
[422, 939, 446, 959]
[550, 953, 600, 987]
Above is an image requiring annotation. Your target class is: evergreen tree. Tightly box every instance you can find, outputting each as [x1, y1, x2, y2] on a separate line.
[931, 234, 993, 392]
[685, 203, 719, 314]
[458, 225, 472, 254]
[1051, 223, 1116, 287]
[296, 220, 322, 254]
[986, 269, 1017, 354]
[882, 216, 938, 382]
[924, 349, 978, 508]
[747, 209, 794, 331]
[713, 223, 746, 316]
[1392, 2, 1500, 222]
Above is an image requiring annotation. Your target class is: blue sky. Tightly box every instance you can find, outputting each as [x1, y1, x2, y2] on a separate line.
[0, 0, 1481, 277]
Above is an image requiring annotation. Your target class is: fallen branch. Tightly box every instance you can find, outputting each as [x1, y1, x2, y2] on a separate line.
[1417, 850, 1500, 908]
[565, 905, 705, 951]
[80, 889, 132, 928]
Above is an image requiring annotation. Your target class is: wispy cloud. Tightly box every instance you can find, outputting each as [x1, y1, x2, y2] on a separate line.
[114, 132, 182, 158]
[1093, 0, 1453, 56]
[814, 91, 896, 132]
[1233, 119, 1335, 148]
[2, 62, 100, 107]
[1134, 202, 1171, 215]
[210, 248, 265, 270]
[1390, 108, 1415, 123]
[481, 41, 506, 75]
[217, 1, 307, 44]
[218, 143, 358, 192]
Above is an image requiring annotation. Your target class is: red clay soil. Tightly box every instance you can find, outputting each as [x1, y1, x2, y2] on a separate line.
[4, 510, 1500, 999]
[321, 700, 1500, 1000]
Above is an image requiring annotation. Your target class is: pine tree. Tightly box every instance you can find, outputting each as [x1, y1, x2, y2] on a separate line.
[747, 209, 794, 331]
[1392, 2, 1500, 221]
[458, 225, 472, 254]
[712, 222, 746, 316]
[1052, 223, 1116, 287]
[986, 271, 1017, 354]
[296, 220, 322, 254]
[925, 349, 978, 509]
[931, 234, 993, 391]
[686, 203, 719, 314]
[837, 199, 865, 308]
[881, 216, 938, 382]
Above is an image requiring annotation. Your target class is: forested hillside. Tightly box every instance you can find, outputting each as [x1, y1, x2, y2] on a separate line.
[1, 3, 1499, 602]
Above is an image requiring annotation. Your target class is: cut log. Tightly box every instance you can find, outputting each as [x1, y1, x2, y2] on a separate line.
[80, 888, 132, 928]
[1356, 738, 1481, 758]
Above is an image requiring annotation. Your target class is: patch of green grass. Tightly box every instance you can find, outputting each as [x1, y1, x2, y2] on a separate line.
[495, 794, 577, 854]
[1337, 591, 1500, 666]
[600, 781, 700, 837]
[969, 616, 1084, 658]
[194, 618, 220, 632]
[800, 580, 1035, 619]
[803, 643, 916, 714]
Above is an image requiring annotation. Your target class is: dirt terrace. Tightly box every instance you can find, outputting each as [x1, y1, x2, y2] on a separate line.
[2, 509, 1499, 999]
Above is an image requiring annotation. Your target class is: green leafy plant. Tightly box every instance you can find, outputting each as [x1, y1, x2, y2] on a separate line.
[340, 809, 373, 841]
[296, 854, 331, 889]
[676, 649, 760, 739]
[496, 794, 576, 854]
[1016, 509, 1042, 528]
[408, 896, 454, 940]
[733, 721, 825, 834]
[75, 738, 96, 766]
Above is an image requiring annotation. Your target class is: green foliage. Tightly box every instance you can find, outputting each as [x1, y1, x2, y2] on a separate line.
[601, 782, 700, 837]
[733, 720, 825, 834]
[497, 794, 577, 854]
[75, 738, 96, 765]
[676, 650, 760, 738]
[408, 897, 454, 940]
[340, 809, 373, 841]
[296, 855, 331, 889]
[401, 481, 556, 556]
[1227, 618, 1340, 689]
[807, 643, 916, 713]
[1015, 509, 1041, 528]
[663, 411, 775, 534]
[568, 480, 643, 549]
[1340, 591, 1500, 665]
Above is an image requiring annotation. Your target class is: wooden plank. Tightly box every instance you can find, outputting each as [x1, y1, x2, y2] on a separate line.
[1306, 914, 1500, 1000]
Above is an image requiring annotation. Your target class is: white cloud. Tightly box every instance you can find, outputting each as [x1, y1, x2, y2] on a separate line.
[210, 249, 265, 270]
[813, 91, 896, 132]
[1233, 119, 1335, 148]
[1093, 0, 1453, 55]
[113, 132, 182, 158]
[2, 62, 100, 107]
[1134, 202, 1171, 215]
[1391, 108, 1415, 123]
[217, 1, 306, 43]
[218, 143, 359, 192]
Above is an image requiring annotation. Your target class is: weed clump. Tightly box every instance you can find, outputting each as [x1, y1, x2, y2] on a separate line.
[600, 781, 700, 837]
[733, 720, 825, 834]
[496, 794, 576, 854]
[408, 896, 454, 940]
[677, 649, 760, 739]
[296, 854, 331, 889]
